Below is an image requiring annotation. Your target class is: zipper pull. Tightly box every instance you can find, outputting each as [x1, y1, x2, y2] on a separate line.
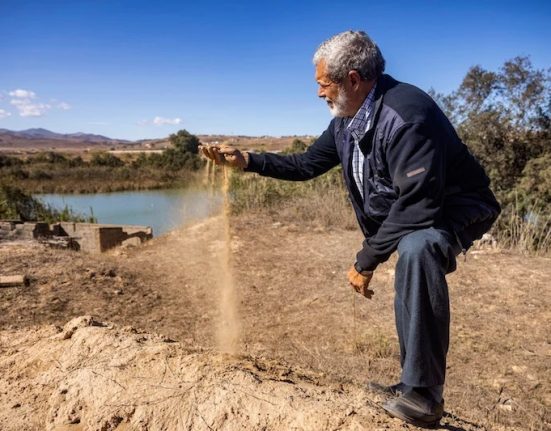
[462, 248, 467, 262]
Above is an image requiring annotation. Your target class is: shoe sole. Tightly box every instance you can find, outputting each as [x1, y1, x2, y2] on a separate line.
[382, 404, 441, 429]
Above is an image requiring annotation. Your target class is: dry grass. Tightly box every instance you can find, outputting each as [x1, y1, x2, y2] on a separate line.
[494, 200, 551, 255]
[230, 170, 551, 256]
[229, 168, 357, 230]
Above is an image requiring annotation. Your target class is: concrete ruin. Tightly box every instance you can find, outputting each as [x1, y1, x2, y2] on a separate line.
[0, 220, 152, 253]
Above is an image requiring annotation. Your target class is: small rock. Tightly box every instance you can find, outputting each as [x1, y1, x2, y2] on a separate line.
[12, 402, 21, 409]
[511, 365, 528, 374]
[61, 316, 106, 339]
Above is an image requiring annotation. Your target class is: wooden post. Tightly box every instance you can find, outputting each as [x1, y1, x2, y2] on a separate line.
[0, 275, 29, 288]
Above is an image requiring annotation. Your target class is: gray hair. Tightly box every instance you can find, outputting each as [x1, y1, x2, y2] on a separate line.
[313, 31, 385, 83]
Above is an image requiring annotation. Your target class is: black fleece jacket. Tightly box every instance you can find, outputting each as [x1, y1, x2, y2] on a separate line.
[245, 74, 500, 271]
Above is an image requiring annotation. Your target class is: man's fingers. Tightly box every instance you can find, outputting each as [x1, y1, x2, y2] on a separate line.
[218, 145, 238, 155]
[207, 147, 224, 165]
[199, 145, 210, 159]
[199, 144, 241, 166]
[350, 282, 361, 293]
[350, 282, 374, 299]
[361, 286, 374, 299]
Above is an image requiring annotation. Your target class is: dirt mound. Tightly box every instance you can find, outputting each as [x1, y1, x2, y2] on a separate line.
[0, 316, 385, 431]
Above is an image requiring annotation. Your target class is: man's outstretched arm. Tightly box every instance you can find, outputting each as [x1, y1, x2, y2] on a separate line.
[201, 119, 341, 181]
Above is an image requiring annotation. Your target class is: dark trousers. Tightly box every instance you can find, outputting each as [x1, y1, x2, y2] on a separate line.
[394, 227, 461, 388]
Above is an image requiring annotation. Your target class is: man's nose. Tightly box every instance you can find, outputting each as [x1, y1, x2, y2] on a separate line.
[317, 86, 325, 98]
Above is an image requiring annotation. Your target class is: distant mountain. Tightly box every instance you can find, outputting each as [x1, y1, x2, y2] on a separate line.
[15, 128, 62, 139]
[0, 128, 134, 150]
[0, 128, 126, 143]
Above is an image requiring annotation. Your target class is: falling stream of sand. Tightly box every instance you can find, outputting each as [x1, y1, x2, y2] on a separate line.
[205, 158, 240, 354]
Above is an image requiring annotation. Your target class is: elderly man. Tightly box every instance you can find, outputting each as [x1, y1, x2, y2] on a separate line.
[202, 30, 500, 427]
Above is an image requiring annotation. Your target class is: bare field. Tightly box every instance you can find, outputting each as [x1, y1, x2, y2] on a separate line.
[0, 134, 310, 156]
[0, 213, 549, 430]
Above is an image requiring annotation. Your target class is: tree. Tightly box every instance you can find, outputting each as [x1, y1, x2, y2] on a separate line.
[433, 56, 550, 202]
[156, 129, 203, 171]
[168, 129, 201, 154]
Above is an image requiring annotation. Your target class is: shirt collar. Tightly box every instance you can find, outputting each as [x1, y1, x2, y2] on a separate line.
[346, 84, 377, 142]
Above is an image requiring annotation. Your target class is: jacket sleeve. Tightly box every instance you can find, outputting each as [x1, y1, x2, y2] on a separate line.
[244, 119, 340, 181]
[356, 122, 446, 271]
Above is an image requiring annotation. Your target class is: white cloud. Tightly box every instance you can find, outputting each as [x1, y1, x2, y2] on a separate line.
[10, 98, 51, 117]
[152, 116, 182, 126]
[6, 89, 70, 117]
[9, 89, 36, 99]
[0, 109, 12, 119]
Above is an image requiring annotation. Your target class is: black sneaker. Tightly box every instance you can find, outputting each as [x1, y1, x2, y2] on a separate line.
[367, 381, 406, 397]
[382, 389, 444, 428]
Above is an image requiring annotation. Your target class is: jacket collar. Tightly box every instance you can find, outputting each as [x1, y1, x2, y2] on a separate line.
[366, 74, 395, 133]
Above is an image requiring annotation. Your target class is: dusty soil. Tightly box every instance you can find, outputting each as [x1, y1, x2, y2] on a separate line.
[0, 213, 549, 430]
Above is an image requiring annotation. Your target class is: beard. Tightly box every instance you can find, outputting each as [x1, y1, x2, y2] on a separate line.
[325, 87, 350, 117]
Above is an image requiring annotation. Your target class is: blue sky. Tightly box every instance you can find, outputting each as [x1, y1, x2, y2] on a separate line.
[1, 0, 550, 140]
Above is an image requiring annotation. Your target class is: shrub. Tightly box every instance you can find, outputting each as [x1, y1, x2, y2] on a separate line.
[0, 154, 22, 168]
[90, 152, 124, 167]
[0, 184, 94, 222]
[282, 139, 308, 154]
[29, 152, 69, 164]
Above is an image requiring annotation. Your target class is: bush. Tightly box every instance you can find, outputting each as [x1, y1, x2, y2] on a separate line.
[0, 184, 94, 222]
[282, 139, 308, 154]
[0, 154, 22, 168]
[29, 152, 69, 164]
[90, 152, 124, 167]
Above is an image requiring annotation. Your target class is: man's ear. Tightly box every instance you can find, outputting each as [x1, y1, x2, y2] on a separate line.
[348, 70, 362, 90]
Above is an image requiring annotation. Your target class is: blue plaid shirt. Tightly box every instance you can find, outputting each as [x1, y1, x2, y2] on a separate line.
[347, 85, 377, 200]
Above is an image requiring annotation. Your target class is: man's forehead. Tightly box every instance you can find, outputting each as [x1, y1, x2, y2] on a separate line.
[315, 60, 329, 81]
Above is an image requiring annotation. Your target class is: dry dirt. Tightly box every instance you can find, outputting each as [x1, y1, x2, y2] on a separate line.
[0, 212, 549, 430]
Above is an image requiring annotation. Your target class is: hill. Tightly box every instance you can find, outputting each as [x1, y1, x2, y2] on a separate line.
[0, 128, 133, 151]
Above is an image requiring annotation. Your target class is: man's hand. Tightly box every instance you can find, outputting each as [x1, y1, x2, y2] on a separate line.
[347, 265, 374, 299]
[199, 144, 249, 169]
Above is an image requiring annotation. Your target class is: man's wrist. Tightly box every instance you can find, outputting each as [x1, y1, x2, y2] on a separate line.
[354, 261, 373, 276]
[242, 151, 250, 169]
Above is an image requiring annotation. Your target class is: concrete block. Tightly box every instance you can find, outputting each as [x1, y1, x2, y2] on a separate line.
[54, 222, 152, 253]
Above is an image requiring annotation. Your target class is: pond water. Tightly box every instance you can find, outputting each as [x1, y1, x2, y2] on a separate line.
[36, 188, 222, 237]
